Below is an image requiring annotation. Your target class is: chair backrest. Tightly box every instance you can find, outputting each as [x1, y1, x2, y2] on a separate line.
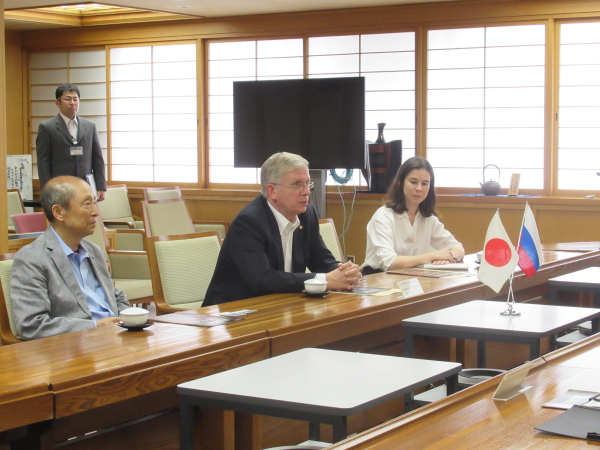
[147, 232, 222, 311]
[85, 214, 111, 257]
[142, 198, 195, 237]
[11, 212, 47, 234]
[7, 190, 25, 230]
[97, 184, 135, 222]
[319, 218, 345, 263]
[0, 254, 21, 345]
[143, 186, 182, 201]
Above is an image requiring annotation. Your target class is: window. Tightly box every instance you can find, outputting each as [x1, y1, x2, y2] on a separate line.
[207, 39, 304, 185]
[109, 43, 198, 182]
[208, 33, 416, 186]
[427, 25, 545, 189]
[308, 32, 416, 186]
[30, 50, 107, 180]
[558, 21, 600, 191]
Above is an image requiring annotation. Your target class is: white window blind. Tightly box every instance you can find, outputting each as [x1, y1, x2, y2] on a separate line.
[558, 21, 600, 190]
[110, 43, 198, 182]
[427, 25, 545, 189]
[207, 39, 304, 185]
[308, 32, 416, 186]
[30, 50, 107, 180]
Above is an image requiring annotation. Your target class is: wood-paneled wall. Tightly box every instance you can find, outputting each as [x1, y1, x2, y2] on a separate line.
[127, 188, 600, 263]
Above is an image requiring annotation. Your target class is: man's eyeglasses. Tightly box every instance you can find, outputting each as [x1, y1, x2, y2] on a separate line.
[59, 97, 79, 103]
[273, 181, 315, 191]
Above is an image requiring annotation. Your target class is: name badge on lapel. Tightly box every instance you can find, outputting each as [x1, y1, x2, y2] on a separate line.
[70, 146, 83, 156]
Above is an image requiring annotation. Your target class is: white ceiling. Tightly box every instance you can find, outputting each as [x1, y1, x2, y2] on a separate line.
[5, 0, 459, 19]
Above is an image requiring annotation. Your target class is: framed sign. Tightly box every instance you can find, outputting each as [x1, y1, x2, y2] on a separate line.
[7, 155, 33, 201]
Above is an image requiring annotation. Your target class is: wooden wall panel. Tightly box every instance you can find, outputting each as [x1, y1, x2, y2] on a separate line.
[1, 0, 7, 254]
[536, 208, 600, 244]
[4, 31, 24, 157]
[128, 191, 600, 265]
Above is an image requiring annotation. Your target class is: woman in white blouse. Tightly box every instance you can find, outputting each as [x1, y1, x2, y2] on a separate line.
[362, 156, 464, 274]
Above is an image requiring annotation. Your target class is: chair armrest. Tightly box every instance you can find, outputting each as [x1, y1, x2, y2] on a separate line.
[107, 250, 151, 279]
[104, 220, 135, 229]
[114, 229, 146, 251]
[192, 221, 230, 239]
[154, 303, 188, 316]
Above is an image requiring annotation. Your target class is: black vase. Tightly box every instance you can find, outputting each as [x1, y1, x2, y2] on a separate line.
[375, 123, 386, 144]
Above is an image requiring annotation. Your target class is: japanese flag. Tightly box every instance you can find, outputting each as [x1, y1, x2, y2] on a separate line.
[477, 210, 519, 293]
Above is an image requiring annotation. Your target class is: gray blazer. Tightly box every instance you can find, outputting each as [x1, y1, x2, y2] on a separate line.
[11, 229, 129, 340]
[36, 114, 107, 191]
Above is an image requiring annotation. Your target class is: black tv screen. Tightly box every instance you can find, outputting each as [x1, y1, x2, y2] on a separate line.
[233, 77, 366, 170]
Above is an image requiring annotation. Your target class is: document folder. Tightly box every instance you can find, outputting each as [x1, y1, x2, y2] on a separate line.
[535, 404, 600, 440]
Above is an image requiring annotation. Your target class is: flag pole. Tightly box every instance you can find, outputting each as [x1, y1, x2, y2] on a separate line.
[515, 201, 528, 254]
[501, 204, 526, 316]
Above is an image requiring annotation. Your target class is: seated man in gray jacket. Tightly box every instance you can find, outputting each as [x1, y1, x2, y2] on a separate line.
[11, 176, 129, 340]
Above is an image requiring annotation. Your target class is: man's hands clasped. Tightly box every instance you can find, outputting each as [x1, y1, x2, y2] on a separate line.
[326, 261, 362, 291]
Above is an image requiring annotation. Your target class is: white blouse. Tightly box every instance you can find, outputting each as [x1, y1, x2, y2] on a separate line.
[362, 206, 463, 271]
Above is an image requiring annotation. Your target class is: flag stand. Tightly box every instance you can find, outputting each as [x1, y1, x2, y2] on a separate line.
[500, 273, 520, 316]
[500, 205, 527, 316]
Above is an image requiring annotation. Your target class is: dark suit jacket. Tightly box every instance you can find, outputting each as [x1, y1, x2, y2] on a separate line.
[11, 229, 130, 340]
[204, 195, 339, 305]
[36, 114, 107, 190]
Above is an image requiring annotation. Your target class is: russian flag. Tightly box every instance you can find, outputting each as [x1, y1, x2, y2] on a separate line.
[517, 204, 544, 277]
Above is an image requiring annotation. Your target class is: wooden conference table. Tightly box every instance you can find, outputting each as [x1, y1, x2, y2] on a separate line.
[1, 247, 599, 450]
[327, 332, 600, 450]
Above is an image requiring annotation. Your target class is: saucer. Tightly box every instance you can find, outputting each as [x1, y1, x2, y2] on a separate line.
[118, 320, 154, 331]
[303, 290, 330, 298]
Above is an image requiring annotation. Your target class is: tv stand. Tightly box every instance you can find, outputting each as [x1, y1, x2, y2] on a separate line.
[310, 169, 327, 219]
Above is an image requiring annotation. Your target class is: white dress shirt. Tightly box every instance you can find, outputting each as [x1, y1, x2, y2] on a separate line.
[267, 201, 301, 272]
[362, 206, 464, 271]
[266, 201, 327, 281]
[59, 112, 78, 142]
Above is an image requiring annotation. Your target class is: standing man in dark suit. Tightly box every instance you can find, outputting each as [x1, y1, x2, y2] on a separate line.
[36, 84, 107, 201]
[204, 152, 362, 306]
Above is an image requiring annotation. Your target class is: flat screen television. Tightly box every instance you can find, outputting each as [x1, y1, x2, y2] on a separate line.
[233, 77, 366, 170]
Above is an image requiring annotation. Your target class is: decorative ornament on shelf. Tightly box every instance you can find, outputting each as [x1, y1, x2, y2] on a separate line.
[375, 123, 386, 144]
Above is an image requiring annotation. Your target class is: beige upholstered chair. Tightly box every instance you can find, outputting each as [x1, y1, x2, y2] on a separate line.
[0, 254, 21, 345]
[7, 189, 25, 233]
[97, 184, 143, 229]
[142, 198, 195, 237]
[85, 213, 153, 308]
[192, 221, 229, 240]
[143, 186, 182, 201]
[142, 197, 229, 240]
[146, 232, 222, 315]
[96, 184, 145, 251]
[319, 218, 345, 263]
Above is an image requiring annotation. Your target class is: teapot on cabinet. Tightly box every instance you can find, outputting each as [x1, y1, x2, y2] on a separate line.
[480, 164, 501, 196]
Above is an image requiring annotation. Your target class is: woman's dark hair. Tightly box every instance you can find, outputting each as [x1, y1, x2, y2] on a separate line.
[385, 156, 437, 217]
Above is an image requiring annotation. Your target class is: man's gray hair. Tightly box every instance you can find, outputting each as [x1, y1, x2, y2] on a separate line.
[260, 152, 309, 197]
[41, 176, 81, 222]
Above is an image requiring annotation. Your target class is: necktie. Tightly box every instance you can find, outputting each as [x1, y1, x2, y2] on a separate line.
[68, 119, 77, 141]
